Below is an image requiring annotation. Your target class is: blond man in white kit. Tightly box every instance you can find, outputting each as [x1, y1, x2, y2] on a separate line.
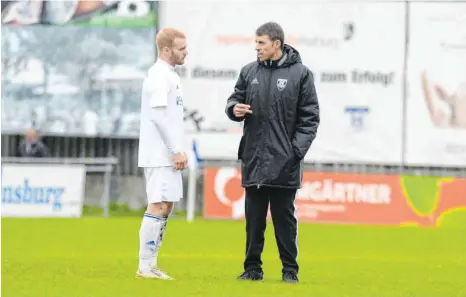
[136, 28, 188, 280]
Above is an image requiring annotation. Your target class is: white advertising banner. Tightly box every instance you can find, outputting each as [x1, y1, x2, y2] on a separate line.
[1, 164, 86, 217]
[405, 2, 466, 167]
[160, 2, 406, 164]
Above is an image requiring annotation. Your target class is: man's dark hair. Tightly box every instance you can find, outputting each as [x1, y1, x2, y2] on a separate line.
[255, 22, 285, 48]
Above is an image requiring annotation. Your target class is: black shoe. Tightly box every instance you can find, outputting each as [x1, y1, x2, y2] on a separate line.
[237, 269, 264, 281]
[282, 271, 299, 283]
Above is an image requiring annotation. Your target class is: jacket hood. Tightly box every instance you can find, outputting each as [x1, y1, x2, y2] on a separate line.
[259, 43, 302, 68]
[281, 44, 302, 66]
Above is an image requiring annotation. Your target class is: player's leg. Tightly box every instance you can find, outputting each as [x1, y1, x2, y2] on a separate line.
[269, 188, 299, 283]
[138, 201, 174, 279]
[150, 201, 172, 269]
[237, 186, 269, 281]
[137, 167, 182, 280]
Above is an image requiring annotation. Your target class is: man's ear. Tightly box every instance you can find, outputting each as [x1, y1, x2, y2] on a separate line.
[274, 40, 281, 49]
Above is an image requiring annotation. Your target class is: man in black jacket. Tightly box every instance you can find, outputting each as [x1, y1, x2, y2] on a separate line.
[17, 128, 50, 158]
[225, 22, 320, 283]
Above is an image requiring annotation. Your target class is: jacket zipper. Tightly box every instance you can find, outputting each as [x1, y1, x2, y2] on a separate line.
[257, 66, 273, 189]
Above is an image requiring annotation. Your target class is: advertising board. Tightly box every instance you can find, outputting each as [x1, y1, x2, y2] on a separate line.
[203, 167, 466, 227]
[1, 164, 86, 218]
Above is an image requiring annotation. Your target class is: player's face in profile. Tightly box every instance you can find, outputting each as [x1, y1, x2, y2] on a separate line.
[255, 35, 279, 61]
[170, 37, 188, 65]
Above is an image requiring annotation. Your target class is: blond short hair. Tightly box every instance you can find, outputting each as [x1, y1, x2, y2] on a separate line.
[156, 28, 186, 50]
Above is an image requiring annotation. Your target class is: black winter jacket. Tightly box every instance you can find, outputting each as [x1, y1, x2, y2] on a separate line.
[17, 139, 49, 158]
[225, 44, 320, 189]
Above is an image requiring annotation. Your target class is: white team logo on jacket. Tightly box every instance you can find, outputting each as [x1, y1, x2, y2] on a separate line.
[277, 78, 288, 91]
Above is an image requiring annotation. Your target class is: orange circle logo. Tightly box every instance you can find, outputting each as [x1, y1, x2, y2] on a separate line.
[214, 167, 244, 207]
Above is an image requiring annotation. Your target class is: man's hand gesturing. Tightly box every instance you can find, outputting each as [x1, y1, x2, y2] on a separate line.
[233, 104, 253, 118]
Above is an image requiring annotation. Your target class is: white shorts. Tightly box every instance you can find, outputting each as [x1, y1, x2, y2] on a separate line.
[143, 167, 183, 204]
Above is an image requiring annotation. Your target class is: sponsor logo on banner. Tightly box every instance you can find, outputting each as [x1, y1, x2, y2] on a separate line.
[204, 167, 245, 219]
[345, 106, 370, 131]
[405, 2, 466, 167]
[1, 164, 86, 217]
[215, 22, 355, 49]
[203, 167, 466, 226]
[343, 22, 355, 41]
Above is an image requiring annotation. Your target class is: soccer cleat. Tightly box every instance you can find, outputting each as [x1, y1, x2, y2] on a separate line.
[282, 271, 299, 283]
[237, 269, 264, 281]
[153, 268, 175, 280]
[136, 268, 175, 280]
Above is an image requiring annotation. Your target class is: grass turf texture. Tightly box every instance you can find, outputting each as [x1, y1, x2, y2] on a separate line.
[2, 214, 466, 297]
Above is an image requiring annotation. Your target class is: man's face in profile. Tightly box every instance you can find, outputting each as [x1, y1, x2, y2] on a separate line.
[25, 129, 38, 144]
[255, 35, 279, 61]
[169, 37, 188, 66]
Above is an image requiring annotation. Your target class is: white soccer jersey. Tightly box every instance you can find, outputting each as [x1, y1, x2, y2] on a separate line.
[138, 59, 185, 168]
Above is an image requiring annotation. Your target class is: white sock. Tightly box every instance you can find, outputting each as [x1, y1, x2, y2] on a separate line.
[152, 219, 168, 268]
[138, 213, 167, 273]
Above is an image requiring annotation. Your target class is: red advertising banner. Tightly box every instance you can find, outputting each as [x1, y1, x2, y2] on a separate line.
[203, 167, 466, 226]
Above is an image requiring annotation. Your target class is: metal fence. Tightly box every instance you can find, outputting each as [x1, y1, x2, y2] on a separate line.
[2, 133, 140, 176]
[4, 133, 466, 177]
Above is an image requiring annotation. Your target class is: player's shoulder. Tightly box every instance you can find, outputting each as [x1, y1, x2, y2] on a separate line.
[296, 62, 313, 75]
[147, 62, 167, 78]
[145, 63, 174, 88]
[240, 61, 258, 74]
[297, 64, 315, 82]
[287, 61, 314, 83]
[238, 61, 259, 81]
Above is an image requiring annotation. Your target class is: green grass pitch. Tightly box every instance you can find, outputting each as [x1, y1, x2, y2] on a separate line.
[2, 215, 465, 297]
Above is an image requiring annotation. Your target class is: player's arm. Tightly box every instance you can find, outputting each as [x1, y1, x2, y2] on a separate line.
[291, 68, 320, 160]
[149, 78, 187, 170]
[149, 77, 184, 154]
[225, 66, 251, 122]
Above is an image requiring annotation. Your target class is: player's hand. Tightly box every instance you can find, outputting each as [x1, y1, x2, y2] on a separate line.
[233, 104, 253, 118]
[172, 152, 188, 170]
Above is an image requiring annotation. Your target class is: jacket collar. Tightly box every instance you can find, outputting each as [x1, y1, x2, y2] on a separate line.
[261, 52, 287, 68]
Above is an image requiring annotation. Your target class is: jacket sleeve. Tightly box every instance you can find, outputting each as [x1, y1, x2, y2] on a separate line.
[17, 141, 26, 157]
[291, 69, 320, 160]
[225, 66, 247, 122]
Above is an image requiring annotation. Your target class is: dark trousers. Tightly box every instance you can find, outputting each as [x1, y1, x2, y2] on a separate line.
[243, 186, 299, 274]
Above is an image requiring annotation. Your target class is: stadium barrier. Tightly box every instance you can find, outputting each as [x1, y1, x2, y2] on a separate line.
[2, 134, 466, 225]
[1, 157, 118, 218]
[189, 160, 466, 227]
